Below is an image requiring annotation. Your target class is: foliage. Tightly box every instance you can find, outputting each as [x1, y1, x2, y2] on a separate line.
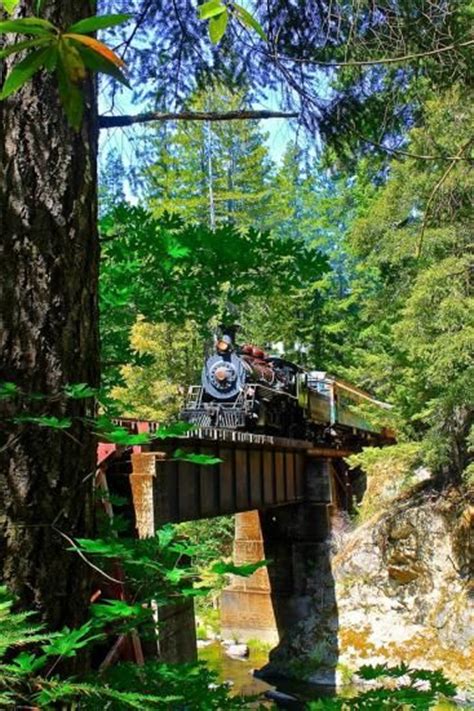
[198, 1, 266, 45]
[0, 514, 267, 709]
[111, 320, 202, 421]
[341, 86, 473, 478]
[347, 442, 424, 523]
[308, 663, 458, 710]
[142, 85, 274, 230]
[99, 205, 327, 385]
[97, 0, 472, 162]
[0, 12, 131, 127]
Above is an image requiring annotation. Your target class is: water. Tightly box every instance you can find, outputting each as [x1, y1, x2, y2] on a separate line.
[198, 642, 336, 708]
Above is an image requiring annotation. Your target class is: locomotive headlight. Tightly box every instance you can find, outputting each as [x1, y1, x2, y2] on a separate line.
[216, 339, 229, 353]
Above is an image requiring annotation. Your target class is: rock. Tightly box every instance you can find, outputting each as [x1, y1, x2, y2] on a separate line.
[264, 689, 300, 707]
[225, 643, 249, 658]
[196, 639, 213, 649]
[263, 486, 474, 689]
[387, 564, 421, 583]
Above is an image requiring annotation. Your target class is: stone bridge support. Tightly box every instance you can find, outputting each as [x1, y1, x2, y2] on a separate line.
[221, 458, 342, 667]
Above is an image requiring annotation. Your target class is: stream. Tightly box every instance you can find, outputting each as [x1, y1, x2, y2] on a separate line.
[198, 642, 337, 708]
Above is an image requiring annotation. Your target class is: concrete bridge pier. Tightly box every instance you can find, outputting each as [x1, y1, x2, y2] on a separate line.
[220, 458, 339, 664]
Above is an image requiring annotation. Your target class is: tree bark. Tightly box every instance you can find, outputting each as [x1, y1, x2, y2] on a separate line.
[0, 0, 99, 630]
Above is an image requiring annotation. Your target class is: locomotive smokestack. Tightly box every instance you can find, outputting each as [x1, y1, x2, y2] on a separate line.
[218, 323, 240, 345]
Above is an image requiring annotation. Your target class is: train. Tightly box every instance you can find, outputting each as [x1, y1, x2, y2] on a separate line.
[181, 327, 394, 445]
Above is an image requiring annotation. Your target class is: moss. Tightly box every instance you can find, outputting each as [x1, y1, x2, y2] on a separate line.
[384, 633, 473, 674]
[336, 662, 356, 686]
[246, 638, 272, 656]
[339, 626, 377, 658]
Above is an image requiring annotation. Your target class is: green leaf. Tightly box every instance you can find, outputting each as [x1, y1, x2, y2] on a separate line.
[41, 622, 104, 658]
[56, 54, 84, 129]
[198, 0, 226, 20]
[0, 381, 19, 399]
[73, 42, 131, 88]
[90, 599, 146, 621]
[73, 537, 128, 558]
[12, 415, 72, 429]
[66, 13, 132, 35]
[1, 1, 19, 16]
[208, 10, 228, 44]
[59, 36, 87, 82]
[0, 46, 51, 99]
[0, 17, 56, 35]
[233, 3, 267, 40]
[95, 426, 151, 446]
[10, 651, 45, 674]
[211, 559, 270, 577]
[172, 449, 222, 465]
[0, 36, 52, 60]
[64, 383, 98, 399]
[153, 421, 194, 439]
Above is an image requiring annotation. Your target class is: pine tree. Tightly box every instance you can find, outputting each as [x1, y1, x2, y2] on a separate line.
[143, 86, 274, 230]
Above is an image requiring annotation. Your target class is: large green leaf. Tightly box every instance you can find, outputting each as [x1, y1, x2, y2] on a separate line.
[172, 449, 222, 465]
[198, 0, 226, 20]
[208, 10, 228, 44]
[0, 36, 51, 60]
[211, 559, 270, 577]
[41, 622, 103, 658]
[63, 383, 98, 399]
[0, 382, 19, 399]
[1, 46, 53, 99]
[66, 13, 132, 35]
[73, 42, 130, 87]
[233, 3, 267, 40]
[0, 17, 56, 35]
[12, 415, 72, 429]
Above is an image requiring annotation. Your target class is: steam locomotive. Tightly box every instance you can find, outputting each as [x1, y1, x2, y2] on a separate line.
[181, 327, 393, 445]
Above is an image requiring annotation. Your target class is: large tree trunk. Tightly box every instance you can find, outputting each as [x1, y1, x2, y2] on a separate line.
[0, 0, 99, 630]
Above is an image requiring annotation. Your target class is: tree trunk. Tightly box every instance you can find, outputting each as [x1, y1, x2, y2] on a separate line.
[0, 0, 99, 630]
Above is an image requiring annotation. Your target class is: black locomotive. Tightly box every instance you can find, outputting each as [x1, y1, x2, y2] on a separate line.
[181, 327, 393, 444]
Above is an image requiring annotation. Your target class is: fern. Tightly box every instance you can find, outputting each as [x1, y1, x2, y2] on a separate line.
[0, 586, 250, 709]
[0, 586, 52, 655]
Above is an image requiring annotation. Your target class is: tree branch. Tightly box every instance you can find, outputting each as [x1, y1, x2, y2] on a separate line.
[416, 138, 473, 258]
[272, 39, 474, 68]
[99, 109, 299, 129]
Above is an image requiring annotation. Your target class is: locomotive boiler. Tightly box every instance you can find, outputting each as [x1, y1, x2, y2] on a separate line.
[181, 327, 393, 444]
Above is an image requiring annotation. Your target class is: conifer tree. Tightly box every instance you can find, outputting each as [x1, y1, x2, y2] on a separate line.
[143, 86, 274, 229]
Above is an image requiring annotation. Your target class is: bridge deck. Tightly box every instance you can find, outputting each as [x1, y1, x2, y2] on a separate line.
[119, 432, 353, 531]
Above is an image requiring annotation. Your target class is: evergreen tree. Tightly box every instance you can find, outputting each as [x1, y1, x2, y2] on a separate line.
[341, 87, 473, 478]
[143, 86, 274, 229]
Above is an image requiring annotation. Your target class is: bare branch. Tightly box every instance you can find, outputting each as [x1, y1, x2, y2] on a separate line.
[99, 109, 299, 129]
[272, 39, 474, 68]
[53, 528, 124, 586]
[356, 132, 473, 162]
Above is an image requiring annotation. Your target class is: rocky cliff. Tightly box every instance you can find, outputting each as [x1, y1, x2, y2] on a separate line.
[266, 483, 473, 689]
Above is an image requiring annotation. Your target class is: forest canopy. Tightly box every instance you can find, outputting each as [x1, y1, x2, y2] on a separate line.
[0, 0, 472, 707]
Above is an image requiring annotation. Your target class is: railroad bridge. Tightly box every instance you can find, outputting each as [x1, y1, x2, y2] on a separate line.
[98, 421, 364, 666]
